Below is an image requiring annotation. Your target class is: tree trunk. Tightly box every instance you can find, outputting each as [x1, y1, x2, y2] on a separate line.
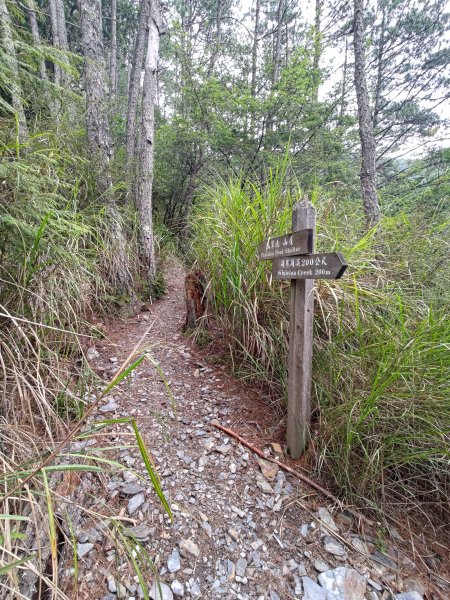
[0, 0, 28, 142]
[340, 39, 348, 118]
[373, 2, 386, 131]
[135, 0, 162, 283]
[250, 0, 260, 127]
[353, 0, 381, 227]
[48, 0, 61, 85]
[109, 0, 118, 95]
[272, 0, 284, 85]
[80, 0, 132, 292]
[125, 0, 151, 178]
[55, 0, 68, 50]
[250, 0, 260, 136]
[25, 0, 48, 82]
[208, 0, 223, 76]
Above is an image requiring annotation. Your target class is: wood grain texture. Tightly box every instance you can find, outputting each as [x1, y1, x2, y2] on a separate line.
[272, 252, 347, 280]
[287, 200, 315, 459]
[258, 229, 313, 260]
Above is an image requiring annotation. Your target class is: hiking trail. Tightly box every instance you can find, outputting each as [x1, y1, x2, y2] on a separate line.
[75, 260, 429, 600]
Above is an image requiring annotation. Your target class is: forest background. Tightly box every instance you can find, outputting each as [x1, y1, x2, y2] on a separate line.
[0, 0, 449, 591]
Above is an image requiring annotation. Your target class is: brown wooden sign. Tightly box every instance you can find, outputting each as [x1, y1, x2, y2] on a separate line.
[258, 203, 348, 459]
[272, 252, 347, 280]
[257, 229, 313, 260]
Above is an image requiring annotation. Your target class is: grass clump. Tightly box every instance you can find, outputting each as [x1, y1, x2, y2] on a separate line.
[0, 128, 171, 595]
[190, 165, 450, 519]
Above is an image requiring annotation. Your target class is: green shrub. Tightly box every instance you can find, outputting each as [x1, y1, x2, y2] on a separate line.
[190, 165, 450, 517]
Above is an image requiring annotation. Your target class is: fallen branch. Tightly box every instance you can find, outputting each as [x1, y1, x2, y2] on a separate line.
[211, 421, 374, 527]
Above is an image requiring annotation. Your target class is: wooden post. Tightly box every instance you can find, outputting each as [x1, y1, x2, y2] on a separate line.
[286, 200, 315, 459]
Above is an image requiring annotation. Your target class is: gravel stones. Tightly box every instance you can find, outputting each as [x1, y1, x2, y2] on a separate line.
[257, 457, 279, 481]
[179, 538, 200, 558]
[318, 567, 367, 599]
[256, 475, 273, 494]
[395, 594, 424, 600]
[235, 557, 248, 577]
[371, 549, 398, 570]
[317, 507, 339, 533]
[77, 542, 94, 558]
[302, 576, 329, 600]
[215, 443, 231, 455]
[149, 581, 173, 600]
[190, 581, 201, 597]
[125, 524, 153, 542]
[313, 559, 332, 573]
[121, 482, 145, 495]
[127, 492, 145, 515]
[167, 549, 181, 573]
[323, 536, 346, 557]
[171, 580, 184, 597]
[77, 271, 423, 600]
[86, 347, 100, 360]
[100, 401, 118, 412]
[106, 575, 116, 593]
[227, 559, 236, 581]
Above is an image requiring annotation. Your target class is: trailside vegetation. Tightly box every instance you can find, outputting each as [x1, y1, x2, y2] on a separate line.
[190, 165, 450, 518]
[0, 0, 449, 594]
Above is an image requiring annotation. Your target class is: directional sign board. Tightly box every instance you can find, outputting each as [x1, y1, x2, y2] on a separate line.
[272, 252, 347, 280]
[257, 203, 349, 460]
[258, 229, 313, 260]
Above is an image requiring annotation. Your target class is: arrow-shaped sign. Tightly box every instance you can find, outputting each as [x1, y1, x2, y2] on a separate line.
[272, 252, 348, 280]
[258, 229, 313, 260]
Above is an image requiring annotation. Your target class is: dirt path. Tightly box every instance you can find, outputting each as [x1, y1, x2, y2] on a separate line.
[76, 260, 430, 600]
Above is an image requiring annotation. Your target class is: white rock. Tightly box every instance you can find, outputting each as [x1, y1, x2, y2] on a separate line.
[106, 575, 117, 593]
[149, 582, 173, 600]
[86, 347, 100, 360]
[128, 492, 145, 515]
[167, 549, 181, 573]
[77, 542, 94, 558]
[318, 567, 367, 600]
[236, 557, 247, 577]
[302, 576, 328, 600]
[171, 580, 184, 597]
[317, 507, 339, 533]
[323, 536, 346, 557]
[179, 538, 200, 558]
[395, 594, 423, 600]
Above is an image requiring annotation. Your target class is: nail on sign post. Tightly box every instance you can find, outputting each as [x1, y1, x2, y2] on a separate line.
[258, 201, 348, 459]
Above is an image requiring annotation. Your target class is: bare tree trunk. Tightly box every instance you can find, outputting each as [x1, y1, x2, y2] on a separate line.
[109, 0, 118, 95]
[25, 0, 48, 82]
[272, 0, 284, 85]
[49, 0, 70, 89]
[353, 0, 381, 227]
[250, 0, 260, 98]
[208, 0, 223, 76]
[339, 38, 348, 118]
[125, 0, 151, 177]
[55, 0, 68, 50]
[135, 0, 163, 283]
[0, 0, 28, 142]
[48, 0, 61, 85]
[80, 0, 132, 292]
[373, 2, 386, 131]
[250, 0, 260, 136]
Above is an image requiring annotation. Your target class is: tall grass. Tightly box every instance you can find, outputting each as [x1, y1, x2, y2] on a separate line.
[190, 166, 450, 517]
[0, 126, 172, 594]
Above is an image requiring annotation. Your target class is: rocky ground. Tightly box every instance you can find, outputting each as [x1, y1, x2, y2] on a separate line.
[69, 260, 441, 600]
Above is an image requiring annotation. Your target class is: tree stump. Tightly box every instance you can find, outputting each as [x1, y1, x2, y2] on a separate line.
[184, 270, 206, 330]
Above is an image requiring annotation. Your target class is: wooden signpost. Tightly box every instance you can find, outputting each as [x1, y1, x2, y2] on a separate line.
[259, 200, 348, 459]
